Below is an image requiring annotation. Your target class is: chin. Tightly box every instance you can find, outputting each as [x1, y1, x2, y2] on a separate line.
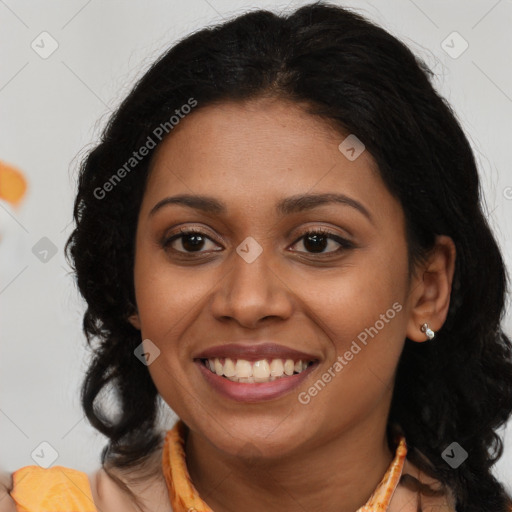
[196, 413, 311, 460]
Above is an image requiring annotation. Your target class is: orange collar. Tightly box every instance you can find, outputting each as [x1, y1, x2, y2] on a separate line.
[162, 420, 408, 512]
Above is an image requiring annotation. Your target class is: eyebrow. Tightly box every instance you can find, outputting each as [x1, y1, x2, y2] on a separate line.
[149, 193, 373, 223]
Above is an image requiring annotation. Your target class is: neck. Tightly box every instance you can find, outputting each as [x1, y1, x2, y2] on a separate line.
[185, 408, 395, 512]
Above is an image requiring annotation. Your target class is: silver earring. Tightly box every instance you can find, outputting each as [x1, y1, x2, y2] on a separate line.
[420, 323, 435, 340]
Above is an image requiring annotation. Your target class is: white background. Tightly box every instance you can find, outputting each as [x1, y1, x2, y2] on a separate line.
[1, 0, 511, 493]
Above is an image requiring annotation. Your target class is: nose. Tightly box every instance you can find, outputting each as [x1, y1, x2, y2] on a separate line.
[209, 245, 294, 329]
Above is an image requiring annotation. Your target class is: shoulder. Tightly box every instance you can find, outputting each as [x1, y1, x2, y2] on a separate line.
[0, 445, 171, 512]
[88, 467, 141, 511]
[89, 455, 172, 512]
[0, 465, 162, 512]
[0, 465, 97, 512]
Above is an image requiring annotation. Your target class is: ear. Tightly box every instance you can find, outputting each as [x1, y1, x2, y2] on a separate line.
[406, 235, 456, 343]
[127, 310, 141, 330]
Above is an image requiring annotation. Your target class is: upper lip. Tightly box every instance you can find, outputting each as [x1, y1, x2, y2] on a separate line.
[194, 342, 319, 362]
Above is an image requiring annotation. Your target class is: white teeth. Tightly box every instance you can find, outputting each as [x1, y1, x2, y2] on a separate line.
[204, 357, 314, 383]
[284, 359, 295, 376]
[235, 359, 252, 378]
[253, 360, 270, 382]
[270, 359, 284, 377]
[223, 358, 236, 377]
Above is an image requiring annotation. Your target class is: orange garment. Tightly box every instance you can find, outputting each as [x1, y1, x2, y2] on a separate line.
[10, 420, 409, 511]
[10, 467, 96, 512]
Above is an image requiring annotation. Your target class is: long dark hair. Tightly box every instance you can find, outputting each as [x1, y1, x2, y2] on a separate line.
[65, 2, 512, 510]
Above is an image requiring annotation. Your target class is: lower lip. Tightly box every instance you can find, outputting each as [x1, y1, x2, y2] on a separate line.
[195, 360, 319, 402]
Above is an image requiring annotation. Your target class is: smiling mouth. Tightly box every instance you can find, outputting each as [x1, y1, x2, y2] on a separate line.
[198, 357, 317, 383]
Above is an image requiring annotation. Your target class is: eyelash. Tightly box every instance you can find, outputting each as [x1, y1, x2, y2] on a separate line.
[161, 227, 354, 257]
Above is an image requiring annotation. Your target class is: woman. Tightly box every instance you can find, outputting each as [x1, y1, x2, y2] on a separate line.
[2, 2, 512, 511]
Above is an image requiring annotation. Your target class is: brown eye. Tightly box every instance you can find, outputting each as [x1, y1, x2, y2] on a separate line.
[162, 228, 221, 254]
[290, 229, 353, 255]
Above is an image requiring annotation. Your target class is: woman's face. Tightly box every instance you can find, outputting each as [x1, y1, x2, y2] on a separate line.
[130, 97, 423, 458]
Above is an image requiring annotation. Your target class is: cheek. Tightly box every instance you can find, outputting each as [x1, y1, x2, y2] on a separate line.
[309, 243, 409, 386]
[296, 284, 406, 427]
[318, 290, 407, 395]
[132, 258, 205, 414]
[314, 256, 407, 343]
[132, 240, 210, 340]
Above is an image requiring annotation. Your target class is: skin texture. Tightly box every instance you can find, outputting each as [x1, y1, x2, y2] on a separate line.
[127, 96, 456, 512]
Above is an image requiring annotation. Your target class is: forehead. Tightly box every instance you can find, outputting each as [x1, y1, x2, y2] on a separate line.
[141, 98, 400, 224]
[149, 97, 346, 175]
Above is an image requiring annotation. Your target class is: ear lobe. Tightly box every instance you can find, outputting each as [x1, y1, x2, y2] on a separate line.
[406, 235, 456, 343]
[128, 312, 141, 330]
